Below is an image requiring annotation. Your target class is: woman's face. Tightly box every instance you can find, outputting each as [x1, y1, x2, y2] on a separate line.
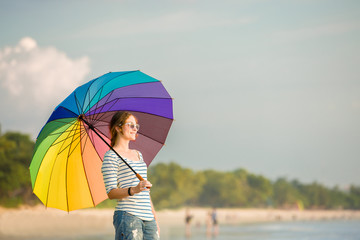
[119, 115, 138, 141]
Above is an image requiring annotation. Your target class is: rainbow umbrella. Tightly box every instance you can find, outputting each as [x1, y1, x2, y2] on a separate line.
[29, 70, 173, 211]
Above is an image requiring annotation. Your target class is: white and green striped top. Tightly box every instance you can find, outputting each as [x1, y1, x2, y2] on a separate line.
[101, 150, 154, 221]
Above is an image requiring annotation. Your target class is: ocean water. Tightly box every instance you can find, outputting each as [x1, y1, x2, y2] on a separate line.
[161, 220, 360, 240]
[4, 220, 360, 240]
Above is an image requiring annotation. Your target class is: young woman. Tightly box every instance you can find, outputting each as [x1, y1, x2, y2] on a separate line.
[101, 111, 160, 240]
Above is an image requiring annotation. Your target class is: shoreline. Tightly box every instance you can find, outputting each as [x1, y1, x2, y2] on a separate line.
[1, 206, 360, 238]
[157, 207, 360, 226]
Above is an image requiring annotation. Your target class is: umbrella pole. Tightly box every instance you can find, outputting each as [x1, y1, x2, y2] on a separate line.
[79, 115, 145, 181]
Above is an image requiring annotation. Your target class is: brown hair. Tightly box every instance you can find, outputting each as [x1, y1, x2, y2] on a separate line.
[109, 111, 137, 147]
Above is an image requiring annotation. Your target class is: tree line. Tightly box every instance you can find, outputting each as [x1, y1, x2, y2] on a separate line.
[1, 131, 359, 210]
[148, 162, 360, 210]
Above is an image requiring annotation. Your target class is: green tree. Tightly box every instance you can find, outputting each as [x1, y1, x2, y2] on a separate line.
[198, 170, 224, 207]
[148, 162, 205, 209]
[0, 131, 36, 206]
[273, 178, 302, 208]
[246, 173, 273, 207]
[301, 182, 331, 209]
[348, 185, 360, 209]
[326, 186, 349, 209]
[198, 170, 248, 207]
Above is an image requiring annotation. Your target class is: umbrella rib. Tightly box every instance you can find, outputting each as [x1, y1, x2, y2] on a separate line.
[35, 120, 76, 149]
[44, 127, 79, 139]
[137, 132, 166, 146]
[89, 96, 119, 126]
[90, 86, 105, 123]
[45, 120, 79, 210]
[48, 118, 77, 124]
[31, 120, 77, 195]
[100, 113, 172, 145]
[90, 96, 173, 124]
[83, 71, 156, 119]
[89, 96, 172, 104]
[36, 120, 77, 141]
[83, 110, 174, 146]
[90, 96, 172, 110]
[87, 121, 108, 128]
[86, 96, 172, 117]
[84, 71, 137, 113]
[65, 121, 82, 212]
[82, 73, 170, 125]
[86, 87, 101, 123]
[65, 122, 86, 211]
[74, 91, 85, 115]
[89, 113, 171, 146]
[89, 88, 114, 125]
[91, 80, 169, 103]
[88, 110, 174, 122]
[79, 123, 97, 208]
[83, 122, 109, 161]
[79, 76, 101, 116]
[129, 110, 174, 120]
[80, 122, 89, 155]
[81, 72, 131, 117]
[55, 129, 83, 156]
[94, 112, 112, 126]
[86, 83, 92, 115]
[78, 124, 91, 155]
[80, 116, 140, 178]
[49, 127, 82, 149]
[38, 119, 77, 137]
[64, 128, 83, 157]
[91, 113, 110, 129]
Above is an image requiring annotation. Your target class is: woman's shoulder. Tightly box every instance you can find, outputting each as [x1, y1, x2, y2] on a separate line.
[105, 149, 115, 155]
[104, 149, 118, 159]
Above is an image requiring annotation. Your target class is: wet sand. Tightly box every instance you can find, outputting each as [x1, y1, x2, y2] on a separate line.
[1, 206, 359, 238]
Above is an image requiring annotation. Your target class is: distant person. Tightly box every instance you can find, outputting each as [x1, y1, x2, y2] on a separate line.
[212, 208, 219, 237]
[185, 208, 193, 238]
[206, 210, 212, 238]
[101, 111, 160, 240]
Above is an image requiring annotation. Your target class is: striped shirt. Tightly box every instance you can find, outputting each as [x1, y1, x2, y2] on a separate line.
[101, 150, 154, 221]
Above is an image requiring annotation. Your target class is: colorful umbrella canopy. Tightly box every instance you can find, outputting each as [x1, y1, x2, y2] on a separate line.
[29, 70, 173, 211]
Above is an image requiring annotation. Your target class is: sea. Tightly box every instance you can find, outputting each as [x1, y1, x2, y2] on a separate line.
[4, 220, 360, 240]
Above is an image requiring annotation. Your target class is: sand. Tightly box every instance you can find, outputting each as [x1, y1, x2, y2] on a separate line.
[0, 205, 359, 238]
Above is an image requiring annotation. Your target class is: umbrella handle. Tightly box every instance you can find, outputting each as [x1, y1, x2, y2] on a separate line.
[136, 173, 144, 181]
[136, 173, 151, 189]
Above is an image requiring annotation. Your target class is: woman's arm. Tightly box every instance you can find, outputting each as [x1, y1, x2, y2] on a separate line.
[107, 187, 131, 200]
[108, 180, 151, 200]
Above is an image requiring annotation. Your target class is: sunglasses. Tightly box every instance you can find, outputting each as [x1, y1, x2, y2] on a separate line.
[120, 122, 140, 131]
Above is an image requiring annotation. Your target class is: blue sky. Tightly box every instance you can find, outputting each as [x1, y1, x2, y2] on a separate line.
[1, 0, 360, 187]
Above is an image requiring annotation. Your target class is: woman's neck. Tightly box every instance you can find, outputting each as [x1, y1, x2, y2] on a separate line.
[113, 138, 130, 152]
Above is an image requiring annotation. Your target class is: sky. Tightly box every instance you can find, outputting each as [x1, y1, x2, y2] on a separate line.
[1, 0, 359, 188]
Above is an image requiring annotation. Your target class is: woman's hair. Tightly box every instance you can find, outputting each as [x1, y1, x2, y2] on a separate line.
[109, 111, 137, 147]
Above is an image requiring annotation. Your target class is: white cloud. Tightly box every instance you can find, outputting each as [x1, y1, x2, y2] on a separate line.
[0, 37, 90, 136]
[0, 37, 90, 107]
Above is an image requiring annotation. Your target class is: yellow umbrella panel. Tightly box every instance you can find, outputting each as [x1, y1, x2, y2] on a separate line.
[30, 119, 107, 211]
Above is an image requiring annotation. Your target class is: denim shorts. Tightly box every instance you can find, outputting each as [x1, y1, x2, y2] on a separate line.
[113, 210, 159, 240]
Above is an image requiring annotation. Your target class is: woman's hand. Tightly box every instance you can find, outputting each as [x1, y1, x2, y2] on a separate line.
[133, 180, 152, 194]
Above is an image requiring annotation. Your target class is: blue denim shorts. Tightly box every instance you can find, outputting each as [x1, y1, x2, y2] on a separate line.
[113, 210, 159, 240]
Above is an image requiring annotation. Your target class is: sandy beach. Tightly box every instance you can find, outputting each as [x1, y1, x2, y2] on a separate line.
[1, 206, 359, 239]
